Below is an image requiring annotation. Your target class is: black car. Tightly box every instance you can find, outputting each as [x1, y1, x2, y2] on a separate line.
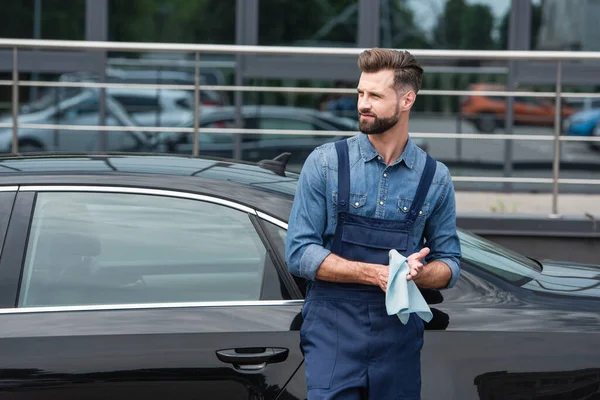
[168, 106, 428, 167]
[0, 153, 598, 399]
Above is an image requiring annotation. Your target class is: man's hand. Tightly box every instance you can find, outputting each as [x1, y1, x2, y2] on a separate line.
[375, 264, 390, 293]
[406, 247, 430, 281]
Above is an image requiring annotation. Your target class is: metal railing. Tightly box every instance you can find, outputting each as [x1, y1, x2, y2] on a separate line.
[1, 38, 600, 216]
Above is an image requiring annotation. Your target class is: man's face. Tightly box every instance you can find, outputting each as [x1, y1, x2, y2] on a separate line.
[357, 70, 403, 135]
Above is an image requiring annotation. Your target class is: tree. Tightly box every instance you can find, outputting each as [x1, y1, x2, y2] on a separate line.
[433, 0, 466, 49]
[0, 0, 85, 40]
[433, 0, 496, 50]
[462, 4, 495, 50]
[385, 0, 432, 49]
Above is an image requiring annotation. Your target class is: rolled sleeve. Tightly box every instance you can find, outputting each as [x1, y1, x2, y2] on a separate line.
[423, 166, 462, 289]
[285, 148, 330, 281]
[433, 257, 460, 289]
[300, 244, 332, 281]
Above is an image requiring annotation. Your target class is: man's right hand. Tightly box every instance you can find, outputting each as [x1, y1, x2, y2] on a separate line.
[375, 264, 390, 293]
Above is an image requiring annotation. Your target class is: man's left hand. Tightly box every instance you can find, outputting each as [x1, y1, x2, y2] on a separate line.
[406, 247, 430, 281]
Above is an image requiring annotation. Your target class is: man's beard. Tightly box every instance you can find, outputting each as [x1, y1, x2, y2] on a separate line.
[358, 109, 400, 135]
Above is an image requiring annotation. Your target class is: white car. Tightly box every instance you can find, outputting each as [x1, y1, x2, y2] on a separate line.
[0, 90, 153, 153]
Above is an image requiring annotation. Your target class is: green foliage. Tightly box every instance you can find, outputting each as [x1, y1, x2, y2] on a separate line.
[433, 0, 496, 50]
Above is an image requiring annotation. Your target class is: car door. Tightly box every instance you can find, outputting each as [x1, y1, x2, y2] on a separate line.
[260, 214, 600, 400]
[0, 186, 304, 400]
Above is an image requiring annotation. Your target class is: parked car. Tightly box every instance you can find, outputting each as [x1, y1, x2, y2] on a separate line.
[106, 87, 196, 129]
[18, 69, 226, 127]
[168, 105, 428, 165]
[167, 105, 358, 165]
[60, 68, 226, 106]
[563, 108, 600, 151]
[0, 89, 154, 153]
[0, 152, 598, 399]
[461, 84, 577, 133]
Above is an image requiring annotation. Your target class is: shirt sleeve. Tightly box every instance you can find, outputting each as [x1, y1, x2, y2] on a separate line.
[423, 167, 462, 289]
[285, 148, 331, 281]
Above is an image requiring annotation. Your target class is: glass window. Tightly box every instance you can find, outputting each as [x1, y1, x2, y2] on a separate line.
[259, 0, 358, 46]
[0, 192, 16, 258]
[19, 192, 269, 307]
[260, 220, 307, 297]
[380, 0, 511, 50]
[108, 0, 236, 44]
[112, 95, 162, 114]
[458, 229, 541, 285]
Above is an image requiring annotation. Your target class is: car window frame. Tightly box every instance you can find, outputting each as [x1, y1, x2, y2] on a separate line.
[0, 185, 304, 314]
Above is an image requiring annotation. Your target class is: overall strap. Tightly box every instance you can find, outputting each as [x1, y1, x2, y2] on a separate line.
[406, 155, 437, 228]
[334, 140, 350, 213]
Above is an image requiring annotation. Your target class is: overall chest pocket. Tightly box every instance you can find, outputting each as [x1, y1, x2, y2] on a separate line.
[332, 192, 368, 215]
[398, 197, 430, 217]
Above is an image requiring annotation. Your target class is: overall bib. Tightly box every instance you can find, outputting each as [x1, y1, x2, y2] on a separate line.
[300, 139, 437, 400]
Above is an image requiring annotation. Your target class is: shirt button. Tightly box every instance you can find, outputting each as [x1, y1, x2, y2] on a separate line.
[403, 207, 408, 211]
[377, 156, 382, 161]
[379, 201, 384, 205]
[419, 210, 423, 215]
[383, 173, 388, 178]
[355, 202, 359, 207]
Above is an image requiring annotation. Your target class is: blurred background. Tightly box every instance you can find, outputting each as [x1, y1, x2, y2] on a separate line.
[1, 0, 600, 213]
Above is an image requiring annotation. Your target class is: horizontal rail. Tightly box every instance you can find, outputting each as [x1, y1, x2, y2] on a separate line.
[0, 80, 600, 99]
[3, 39, 600, 61]
[2, 79, 600, 99]
[452, 177, 600, 185]
[1, 123, 599, 143]
[107, 57, 509, 74]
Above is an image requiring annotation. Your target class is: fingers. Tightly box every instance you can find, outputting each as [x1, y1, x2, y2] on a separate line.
[407, 247, 430, 262]
[406, 261, 424, 281]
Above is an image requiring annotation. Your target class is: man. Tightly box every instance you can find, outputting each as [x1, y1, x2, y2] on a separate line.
[285, 48, 462, 399]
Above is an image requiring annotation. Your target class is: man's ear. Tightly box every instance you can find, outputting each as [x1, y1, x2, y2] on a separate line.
[402, 91, 417, 111]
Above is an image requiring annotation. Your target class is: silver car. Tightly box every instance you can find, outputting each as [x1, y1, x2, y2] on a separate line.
[0, 90, 152, 153]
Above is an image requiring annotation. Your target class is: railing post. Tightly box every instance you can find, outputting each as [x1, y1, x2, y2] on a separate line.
[193, 52, 200, 157]
[551, 61, 562, 217]
[12, 47, 19, 154]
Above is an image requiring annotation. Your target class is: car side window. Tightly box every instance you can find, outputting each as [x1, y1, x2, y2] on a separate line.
[0, 191, 16, 258]
[57, 97, 99, 122]
[18, 192, 270, 307]
[112, 95, 162, 114]
[260, 220, 307, 297]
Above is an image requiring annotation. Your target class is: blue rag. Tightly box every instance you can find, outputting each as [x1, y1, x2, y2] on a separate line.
[385, 249, 433, 325]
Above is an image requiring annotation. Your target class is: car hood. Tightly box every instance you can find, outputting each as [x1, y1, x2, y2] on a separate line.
[570, 109, 600, 123]
[522, 260, 600, 299]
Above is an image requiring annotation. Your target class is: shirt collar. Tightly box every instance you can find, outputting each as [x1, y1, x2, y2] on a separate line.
[358, 133, 417, 169]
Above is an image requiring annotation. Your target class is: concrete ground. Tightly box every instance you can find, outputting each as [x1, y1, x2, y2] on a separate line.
[455, 191, 600, 217]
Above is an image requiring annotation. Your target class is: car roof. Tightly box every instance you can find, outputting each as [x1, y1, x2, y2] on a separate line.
[0, 153, 299, 219]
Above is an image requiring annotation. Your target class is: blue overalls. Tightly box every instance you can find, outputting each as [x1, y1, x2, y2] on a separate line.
[300, 139, 437, 400]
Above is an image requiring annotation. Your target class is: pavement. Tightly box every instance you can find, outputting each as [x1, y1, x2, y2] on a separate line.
[410, 114, 600, 167]
[409, 114, 600, 217]
[454, 191, 600, 217]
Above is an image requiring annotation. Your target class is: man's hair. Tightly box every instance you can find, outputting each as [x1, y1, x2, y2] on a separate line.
[357, 48, 424, 94]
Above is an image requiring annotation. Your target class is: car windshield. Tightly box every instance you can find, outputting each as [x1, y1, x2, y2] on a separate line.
[458, 229, 541, 285]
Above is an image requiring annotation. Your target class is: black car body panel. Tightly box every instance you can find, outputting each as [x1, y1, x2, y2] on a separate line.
[0, 154, 598, 400]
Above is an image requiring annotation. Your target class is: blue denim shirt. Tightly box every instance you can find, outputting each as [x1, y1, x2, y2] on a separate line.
[285, 134, 462, 288]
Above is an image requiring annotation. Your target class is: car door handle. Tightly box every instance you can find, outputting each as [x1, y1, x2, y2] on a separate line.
[216, 347, 288, 371]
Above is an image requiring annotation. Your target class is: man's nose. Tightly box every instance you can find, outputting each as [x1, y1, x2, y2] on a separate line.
[358, 95, 371, 112]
